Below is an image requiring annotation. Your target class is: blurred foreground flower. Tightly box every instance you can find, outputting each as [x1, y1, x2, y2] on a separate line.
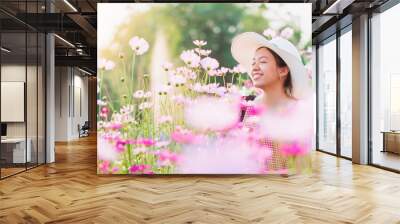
[177, 136, 271, 174]
[281, 142, 309, 157]
[184, 96, 241, 131]
[263, 28, 277, 39]
[98, 58, 115, 70]
[280, 27, 294, 39]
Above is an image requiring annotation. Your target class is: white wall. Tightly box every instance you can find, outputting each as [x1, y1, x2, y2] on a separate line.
[55, 67, 89, 141]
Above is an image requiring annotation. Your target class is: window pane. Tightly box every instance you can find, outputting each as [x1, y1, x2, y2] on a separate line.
[340, 29, 352, 158]
[318, 37, 337, 154]
[371, 3, 400, 171]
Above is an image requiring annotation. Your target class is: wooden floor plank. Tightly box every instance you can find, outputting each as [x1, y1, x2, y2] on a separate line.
[0, 134, 399, 223]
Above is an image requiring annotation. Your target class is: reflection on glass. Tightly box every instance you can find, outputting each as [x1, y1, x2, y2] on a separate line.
[27, 31, 38, 169]
[371, 3, 400, 171]
[38, 33, 46, 165]
[340, 29, 352, 158]
[318, 37, 337, 154]
[1, 31, 27, 177]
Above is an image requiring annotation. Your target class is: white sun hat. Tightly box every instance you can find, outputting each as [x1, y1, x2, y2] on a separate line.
[231, 32, 311, 99]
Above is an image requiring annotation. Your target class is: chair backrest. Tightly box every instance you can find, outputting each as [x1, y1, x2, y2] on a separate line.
[82, 121, 90, 129]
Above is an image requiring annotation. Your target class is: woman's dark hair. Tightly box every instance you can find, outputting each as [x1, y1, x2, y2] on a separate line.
[257, 47, 293, 97]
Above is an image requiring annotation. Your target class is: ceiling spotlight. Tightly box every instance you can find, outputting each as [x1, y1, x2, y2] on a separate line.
[1, 47, 11, 53]
[54, 34, 75, 48]
[78, 67, 92, 76]
[63, 0, 78, 12]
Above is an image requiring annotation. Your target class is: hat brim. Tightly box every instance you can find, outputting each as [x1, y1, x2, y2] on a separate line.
[231, 32, 311, 99]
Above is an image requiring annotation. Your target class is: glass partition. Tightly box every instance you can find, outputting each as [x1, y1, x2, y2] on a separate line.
[371, 3, 400, 171]
[0, 1, 46, 179]
[1, 30, 28, 177]
[339, 28, 352, 158]
[317, 36, 337, 154]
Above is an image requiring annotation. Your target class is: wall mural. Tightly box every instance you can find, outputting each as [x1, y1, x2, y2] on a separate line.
[97, 3, 313, 175]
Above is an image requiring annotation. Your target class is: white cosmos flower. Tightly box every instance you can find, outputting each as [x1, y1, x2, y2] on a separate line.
[170, 75, 186, 86]
[280, 27, 294, 39]
[193, 40, 207, 47]
[180, 50, 200, 68]
[200, 57, 219, 71]
[162, 62, 173, 72]
[263, 28, 277, 39]
[133, 90, 144, 98]
[129, 36, 149, 55]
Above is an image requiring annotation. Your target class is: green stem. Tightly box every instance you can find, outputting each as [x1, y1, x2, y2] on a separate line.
[131, 54, 136, 103]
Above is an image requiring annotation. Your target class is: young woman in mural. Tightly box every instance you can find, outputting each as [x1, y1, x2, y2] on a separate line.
[231, 32, 313, 174]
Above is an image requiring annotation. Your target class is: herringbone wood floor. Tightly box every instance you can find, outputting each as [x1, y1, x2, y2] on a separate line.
[1, 135, 400, 224]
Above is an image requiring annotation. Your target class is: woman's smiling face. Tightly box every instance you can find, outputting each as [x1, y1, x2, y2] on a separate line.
[250, 47, 288, 89]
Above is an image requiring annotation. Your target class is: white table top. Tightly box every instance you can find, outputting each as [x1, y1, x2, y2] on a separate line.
[1, 138, 28, 143]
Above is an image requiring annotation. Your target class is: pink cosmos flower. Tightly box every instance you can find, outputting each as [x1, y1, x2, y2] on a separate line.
[129, 36, 149, 55]
[115, 139, 126, 153]
[108, 122, 123, 130]
[180, 50, 200, 68]
[280, 142, 309, 157]
[200, 57, 219, 71]
[157, 149, 179, 166]
[100, 107, 108, 118]
[98, 160, 110, 173]
[246, 104, 266, 116]
[171, 128, 202, 144]
[243, 80, 253, 88]
[136, 138, 155, 147]
[129, 165, 141, 173]
[111, 167, 119, 173]
[129, 164, 152, 174]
